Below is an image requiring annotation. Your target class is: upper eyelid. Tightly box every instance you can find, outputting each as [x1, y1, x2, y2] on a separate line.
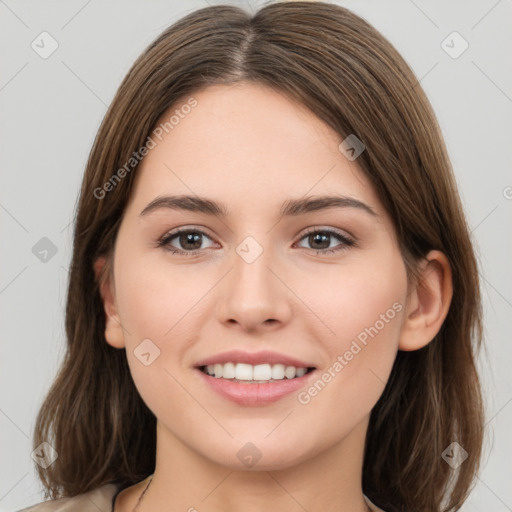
[299, 226, 353, 240]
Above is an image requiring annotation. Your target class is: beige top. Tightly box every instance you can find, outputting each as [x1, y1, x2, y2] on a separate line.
[17, 483, 386, 512]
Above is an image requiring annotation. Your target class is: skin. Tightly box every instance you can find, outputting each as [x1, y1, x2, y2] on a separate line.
[95, 82, 453, 512]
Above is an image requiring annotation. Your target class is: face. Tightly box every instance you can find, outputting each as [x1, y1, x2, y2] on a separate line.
[103, 82, 409, 470]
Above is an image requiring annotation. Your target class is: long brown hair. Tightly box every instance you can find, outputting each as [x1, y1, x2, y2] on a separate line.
[33, 2, 485, 510]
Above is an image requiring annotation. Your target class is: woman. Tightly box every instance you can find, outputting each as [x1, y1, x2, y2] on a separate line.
[19, 1, 484, 511]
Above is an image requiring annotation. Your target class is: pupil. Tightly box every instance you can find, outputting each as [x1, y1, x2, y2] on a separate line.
[181, 232, 202, 250]
[310, 233, 329, 249]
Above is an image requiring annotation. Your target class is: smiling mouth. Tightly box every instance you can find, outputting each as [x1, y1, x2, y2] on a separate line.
[197, 363, 316, 383]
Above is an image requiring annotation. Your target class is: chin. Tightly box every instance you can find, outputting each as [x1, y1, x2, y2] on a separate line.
[201, 437, 316, 472]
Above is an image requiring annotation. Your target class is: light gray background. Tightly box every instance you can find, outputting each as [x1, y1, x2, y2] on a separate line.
[1, 0, 511, 510]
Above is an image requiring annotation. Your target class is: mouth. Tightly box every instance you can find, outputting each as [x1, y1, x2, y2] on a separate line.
[194, 359, 318, 406]
[193, 350, 318, 405]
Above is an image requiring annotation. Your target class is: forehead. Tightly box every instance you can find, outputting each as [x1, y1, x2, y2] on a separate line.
[128, 82, 383, 218]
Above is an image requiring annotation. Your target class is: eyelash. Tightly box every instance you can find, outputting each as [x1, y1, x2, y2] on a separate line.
[157, 227, 356, 257]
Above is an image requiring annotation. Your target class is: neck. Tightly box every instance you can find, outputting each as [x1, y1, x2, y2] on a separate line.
[139, 416, 372, 512]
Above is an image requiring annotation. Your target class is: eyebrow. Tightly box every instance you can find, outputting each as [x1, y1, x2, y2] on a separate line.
[139, 194, 377, 218]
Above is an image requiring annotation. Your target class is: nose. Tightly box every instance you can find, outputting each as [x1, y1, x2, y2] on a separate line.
[215, 239, 292, 333]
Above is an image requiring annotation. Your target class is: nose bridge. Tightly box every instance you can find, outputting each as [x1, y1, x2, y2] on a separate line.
[215, 233, 291, 329]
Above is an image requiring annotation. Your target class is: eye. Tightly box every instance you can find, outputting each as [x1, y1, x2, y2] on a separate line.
[295, 227, 355, 255]
[157, 228, 216, 256]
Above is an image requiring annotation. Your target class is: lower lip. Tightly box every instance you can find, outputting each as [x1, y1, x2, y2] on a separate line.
[195, 368, 316, 406]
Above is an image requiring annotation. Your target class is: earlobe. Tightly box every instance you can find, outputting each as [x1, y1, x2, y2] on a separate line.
[398, 250, 453, 351]
[93, 256, 126, 349]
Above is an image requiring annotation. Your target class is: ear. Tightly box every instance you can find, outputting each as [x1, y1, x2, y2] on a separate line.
[93, 256, 126, 349]
[398, 250, 453, 351]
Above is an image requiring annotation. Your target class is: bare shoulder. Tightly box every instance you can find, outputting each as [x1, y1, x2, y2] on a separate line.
[15, 484, 119, 512]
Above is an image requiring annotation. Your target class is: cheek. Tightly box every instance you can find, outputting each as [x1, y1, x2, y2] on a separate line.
[112, 251, 209, 405]
[301, 250, 407, 386]
[114, 250, 206, 343]
[296, 249, 407, 418]
[303, 249, 406, 347]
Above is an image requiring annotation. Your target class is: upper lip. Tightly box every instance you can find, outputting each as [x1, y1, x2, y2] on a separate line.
[194, 350, 316, 369]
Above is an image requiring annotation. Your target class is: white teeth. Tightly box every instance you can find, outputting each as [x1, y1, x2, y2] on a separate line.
[235, 363, 253, 381]
[295, 367, 307, 377]
[202, 362, 311, 381]
[253, 364, 272, 380]
[271, 363, 285, 379]
[222, 362, 236, 379]
[214, 363, 223, 378]
[284, 365, 296, 379]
